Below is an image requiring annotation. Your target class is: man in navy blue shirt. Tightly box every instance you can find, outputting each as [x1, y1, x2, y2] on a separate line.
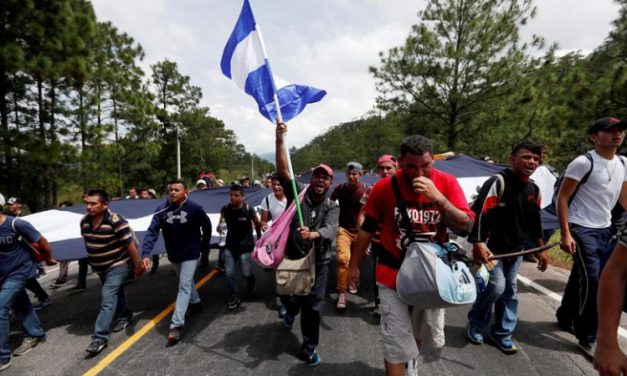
[0, 197, 54, 371]
[141, 179, 212, 343]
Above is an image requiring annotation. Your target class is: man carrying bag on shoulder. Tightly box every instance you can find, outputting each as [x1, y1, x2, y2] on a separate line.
[275, 122, 339, 368]
[348, 135, 474, 376]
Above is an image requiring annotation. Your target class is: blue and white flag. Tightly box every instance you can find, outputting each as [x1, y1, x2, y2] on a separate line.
[221, 0, 326, 123]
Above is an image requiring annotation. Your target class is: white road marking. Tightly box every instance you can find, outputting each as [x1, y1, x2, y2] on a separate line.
[518, 274, 627, 339]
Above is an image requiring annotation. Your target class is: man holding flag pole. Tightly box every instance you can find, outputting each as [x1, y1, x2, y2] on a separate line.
[221, 0, 335, 367]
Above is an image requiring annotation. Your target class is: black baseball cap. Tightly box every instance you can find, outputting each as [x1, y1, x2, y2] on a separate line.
[7, 197, 22, 205]
[587, 117, 627, 134]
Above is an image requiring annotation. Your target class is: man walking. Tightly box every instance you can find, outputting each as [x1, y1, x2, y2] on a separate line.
[556, 117, 627, 357]
[349, 135, 474, 376]
[331, 161, 366, 310]
[142, 180, 212, 343]
[0, 194, 52, 371]
[81, 189, 144, 355]
[275, 123, 339, 367]
[466, 141, 549, 354]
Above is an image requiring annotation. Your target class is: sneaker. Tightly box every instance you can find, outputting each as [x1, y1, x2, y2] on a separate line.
[227, 296, 241, 310]
[405, 358, 419, 376]
[336, 292, 347, 311]
[305, 349, 321, 367]
[283, 313, 295, 330]
[167, 326, 182, 342]
[112, 315, 133, 333]
[86, 338, 107, 355]
[488, 334, 518, 354]
[348, 286, 358, 294]
[13, 336, 45, 356]
[0, 361, 10, 372]
[371, 305, 381, 319]
[278, 304, 287, 319]
[49, 279, 67, 288]
[578, 340, 596, 359]
[33, 298, 52, 311]
[246, 276, 257, 295]
[36, 270, 47, 279]
[68, 285, 87, 293]
[466, 324, 483, 345]
[217, 262, 225, 272]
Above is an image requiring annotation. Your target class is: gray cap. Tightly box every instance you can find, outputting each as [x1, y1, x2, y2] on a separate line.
[346, 161, 363, 172]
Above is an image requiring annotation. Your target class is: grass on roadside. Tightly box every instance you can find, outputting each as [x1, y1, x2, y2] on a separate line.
[545, 230, 573, 270]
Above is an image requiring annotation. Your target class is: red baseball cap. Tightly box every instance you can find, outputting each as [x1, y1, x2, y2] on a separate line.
[377, 155, 397, 167]
[312, 164, 333, 177]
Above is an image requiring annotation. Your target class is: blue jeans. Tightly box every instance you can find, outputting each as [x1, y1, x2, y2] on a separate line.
[0, 276, 45, 363]
[557, 225, 613, 343]
[94, 265, 131, 341]
[468, 256, 522, 340]
[224, 249, 253, 298]
[171, 259, 200, 328]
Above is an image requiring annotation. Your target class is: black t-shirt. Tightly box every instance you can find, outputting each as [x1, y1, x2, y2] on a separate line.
[221, 203, 255, 254]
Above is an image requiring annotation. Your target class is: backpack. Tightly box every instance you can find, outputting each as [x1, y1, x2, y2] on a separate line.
[11, 218, 47, 263]
[544, 153, 593, 215]
[469, 173, 505, 214]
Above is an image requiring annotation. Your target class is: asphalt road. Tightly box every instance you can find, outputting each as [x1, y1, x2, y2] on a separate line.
[5, 251, 627, 376]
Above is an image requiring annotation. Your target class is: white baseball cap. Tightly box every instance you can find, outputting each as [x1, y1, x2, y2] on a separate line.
[0, 193, 5, 207]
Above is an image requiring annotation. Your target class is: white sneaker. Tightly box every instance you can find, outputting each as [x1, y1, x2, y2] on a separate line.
[405, 358, 419, 376]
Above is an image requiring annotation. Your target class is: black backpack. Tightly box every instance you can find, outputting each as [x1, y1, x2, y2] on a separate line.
[544, 153, 593, 215]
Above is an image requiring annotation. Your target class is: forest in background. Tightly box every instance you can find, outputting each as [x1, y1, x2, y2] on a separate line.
[1, 0, 273, 212]
[292, 0, 627, 174]
[1, 0, 626, 212]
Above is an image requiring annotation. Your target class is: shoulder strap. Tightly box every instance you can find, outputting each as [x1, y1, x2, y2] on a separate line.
[579, 152, 594, 185]
[495, 173, 505, 202]
[390, 175, 413, 235]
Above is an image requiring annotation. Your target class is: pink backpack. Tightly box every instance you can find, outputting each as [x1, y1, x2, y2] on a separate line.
[253, 188, 307, 269]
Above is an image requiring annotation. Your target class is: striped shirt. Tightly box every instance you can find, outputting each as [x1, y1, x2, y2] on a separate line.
[80, 210, 133, 273]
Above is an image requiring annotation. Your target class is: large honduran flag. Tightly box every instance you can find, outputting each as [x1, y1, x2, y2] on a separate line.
[220, 0, 326, 123]
[21, 155, 556, 261]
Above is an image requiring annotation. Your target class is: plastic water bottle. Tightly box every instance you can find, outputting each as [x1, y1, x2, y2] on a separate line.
[475, 264, 490, 293]
[218, 220, 227, 247]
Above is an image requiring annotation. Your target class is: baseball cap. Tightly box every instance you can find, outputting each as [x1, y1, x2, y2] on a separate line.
[147, 189, 157, 198]
[0, 193, 5, 207]
[346, 161, 363, 172]
[7, 197, 21, 205]
[377, 155, 397, 167]
[312, 164, 333, 177]
[196, 179, 207, 186]
[588, 117, 627, 134]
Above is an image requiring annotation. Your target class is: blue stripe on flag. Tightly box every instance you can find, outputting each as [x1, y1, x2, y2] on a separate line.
[261, 84, 327, 123]
[220, 0, 256, 78]
[244, 63, 276, 111]
[221, 0, 327, 123]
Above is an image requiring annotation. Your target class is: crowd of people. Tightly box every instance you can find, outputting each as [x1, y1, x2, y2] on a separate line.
[0, 117, 626, 375]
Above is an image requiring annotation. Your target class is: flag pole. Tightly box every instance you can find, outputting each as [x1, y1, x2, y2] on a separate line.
[255, 24, 305, 227]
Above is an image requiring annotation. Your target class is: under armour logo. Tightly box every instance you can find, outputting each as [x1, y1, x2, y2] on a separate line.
[166, 210, 188, 224]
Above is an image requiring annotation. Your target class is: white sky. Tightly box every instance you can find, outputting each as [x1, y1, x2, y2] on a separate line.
[91, 0, 621, 154]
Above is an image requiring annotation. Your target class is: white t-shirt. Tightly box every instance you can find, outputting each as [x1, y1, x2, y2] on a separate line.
[261, 193, 287, 221]
[565, 150, 627, 228]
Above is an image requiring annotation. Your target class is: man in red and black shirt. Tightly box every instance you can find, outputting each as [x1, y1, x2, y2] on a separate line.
[349, 135, 474, 376]
[466, 141, 548, 354]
